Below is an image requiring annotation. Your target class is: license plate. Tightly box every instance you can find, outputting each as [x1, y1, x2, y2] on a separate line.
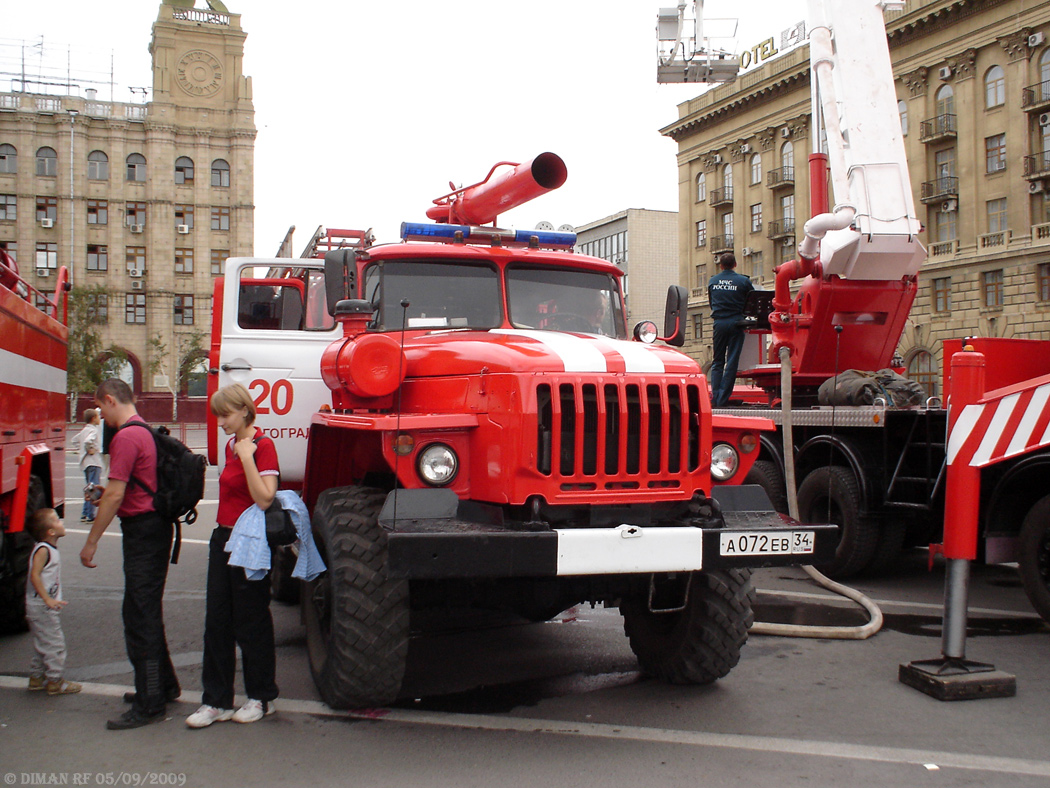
[719, 530, 815, 556]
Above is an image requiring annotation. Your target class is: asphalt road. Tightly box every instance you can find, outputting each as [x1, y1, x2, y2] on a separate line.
[0, 452, 1048, 788]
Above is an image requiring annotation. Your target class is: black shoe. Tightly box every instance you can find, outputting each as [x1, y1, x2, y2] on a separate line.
[123, 687, 181, 704]
[106, 708, 167, 730]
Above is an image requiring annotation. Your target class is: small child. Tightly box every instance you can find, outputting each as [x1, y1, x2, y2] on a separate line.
[25, 508, 81, 695]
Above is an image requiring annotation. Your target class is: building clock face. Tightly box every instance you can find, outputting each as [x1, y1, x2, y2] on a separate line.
[176, 50, 224, 97]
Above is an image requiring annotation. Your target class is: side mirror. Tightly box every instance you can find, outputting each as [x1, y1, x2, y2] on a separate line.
[324, 249, 357, 317]
[660, 285, 687, 347]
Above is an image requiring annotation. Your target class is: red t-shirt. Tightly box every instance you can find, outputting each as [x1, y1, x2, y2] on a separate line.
[216, 431, 280, 527]
[108, 416, 158, 518]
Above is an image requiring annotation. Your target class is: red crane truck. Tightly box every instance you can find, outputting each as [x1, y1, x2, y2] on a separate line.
[0, 249, 70, 633]
[209, 153, 837, 708]
[719, 0, 1050, 623]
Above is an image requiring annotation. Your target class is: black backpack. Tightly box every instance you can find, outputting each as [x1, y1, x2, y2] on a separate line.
[117, 421, 208, 563]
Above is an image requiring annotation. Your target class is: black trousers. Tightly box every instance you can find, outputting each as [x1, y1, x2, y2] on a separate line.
[201, 526, 278, 709]
[120, 512, 179, 715]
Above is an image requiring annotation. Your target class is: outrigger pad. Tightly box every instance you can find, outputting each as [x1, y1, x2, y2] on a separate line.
[898, 658, 1017, 701]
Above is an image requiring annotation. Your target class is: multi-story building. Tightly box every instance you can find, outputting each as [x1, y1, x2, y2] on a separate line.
[0, 2, 254, 398]
[575, 208, 678, 328]
[662, 0, 1050, 395]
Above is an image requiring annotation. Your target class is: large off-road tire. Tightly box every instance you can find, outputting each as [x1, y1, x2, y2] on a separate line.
[0, 475, 46, 634]
[743, 459, 788, 513]
[303, 486, 409, 708]
[270, 544, 300, 604]
[864, 518, 908, 575]
[621, 568, 755, 684]
[1018, 494, 1050, 625]
[797, 466, 878, 578]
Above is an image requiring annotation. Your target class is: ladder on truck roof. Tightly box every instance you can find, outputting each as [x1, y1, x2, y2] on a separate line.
[300, 226, 373, 259]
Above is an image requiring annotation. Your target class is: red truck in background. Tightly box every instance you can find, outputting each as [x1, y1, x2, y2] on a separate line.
[209, 153, 837, 709]
[0, 249, 69, 633]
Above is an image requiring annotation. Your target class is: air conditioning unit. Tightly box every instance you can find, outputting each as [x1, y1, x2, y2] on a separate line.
[1040, 112, 1050, 127]
[39, 218, 54, 228]
[1030, 180, 1045, 194]
[128, 268, 143, 278]
[129, 223, 144, 233]
[1029, 32, 1045, 48]
[740, 143, 751, 154]
[941, 199, 958, 213]
[713, 154, 724, 164]
[782, 237, 795, 247]
[131, 280, 145, 291]
[177, 224, 190, 234]
[741, 247, 753, 256]
[938, 66, 952, 80]
[780, 128, 791, 139]
[36, 268, 50, 277]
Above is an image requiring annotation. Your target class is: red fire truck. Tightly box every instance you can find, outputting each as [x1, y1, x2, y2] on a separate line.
[0, 249, 70, 633]
[717, 0, 1050, 623]
[209, 154, 837, 708]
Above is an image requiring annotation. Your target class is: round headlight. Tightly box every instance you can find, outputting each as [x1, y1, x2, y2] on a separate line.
[417, 443, 458, 486]
[710, 443, 739, 481]
[633, 320, 659, 344]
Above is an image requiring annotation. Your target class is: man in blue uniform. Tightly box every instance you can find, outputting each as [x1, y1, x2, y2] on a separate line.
[707, 253, 754, 406]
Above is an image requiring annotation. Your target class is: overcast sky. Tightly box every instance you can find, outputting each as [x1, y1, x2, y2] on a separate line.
[2, 0, 805, 255]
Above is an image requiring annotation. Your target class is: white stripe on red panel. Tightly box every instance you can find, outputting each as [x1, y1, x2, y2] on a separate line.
[0, 347, 66, 395]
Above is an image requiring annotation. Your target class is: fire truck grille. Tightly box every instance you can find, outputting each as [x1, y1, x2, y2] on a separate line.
[535, 380, 702, 487]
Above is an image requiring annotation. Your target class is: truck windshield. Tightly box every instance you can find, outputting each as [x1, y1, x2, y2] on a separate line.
[363, 260, 502, 330]
[506, 266, 626, 338]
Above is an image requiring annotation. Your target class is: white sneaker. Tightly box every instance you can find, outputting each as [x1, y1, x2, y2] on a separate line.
[185, 704, 234, 729]
[232, 699, 276, 723]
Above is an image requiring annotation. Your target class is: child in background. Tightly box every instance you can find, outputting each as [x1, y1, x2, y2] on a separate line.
[25, 508, 81, 695]
[75, 409, 104, 522]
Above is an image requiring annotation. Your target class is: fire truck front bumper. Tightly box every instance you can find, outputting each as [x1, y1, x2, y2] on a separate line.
[379, 489, 839, 580]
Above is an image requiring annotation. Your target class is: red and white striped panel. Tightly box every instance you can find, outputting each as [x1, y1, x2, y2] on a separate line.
[947, 379, 1050, 468]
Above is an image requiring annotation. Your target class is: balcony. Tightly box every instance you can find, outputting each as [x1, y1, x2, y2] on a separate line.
[1024, 152, 1050, 179]
[709, 186, 733, 207]
[928, 239, 959, 258]
[710, 234, 734, 253]
[1022, 80, 1050, 113]
[766, 220, 796, 240]
[920, 176, 959, 203]
[919, 114, 957, 144]
[767, 167, 794, 190]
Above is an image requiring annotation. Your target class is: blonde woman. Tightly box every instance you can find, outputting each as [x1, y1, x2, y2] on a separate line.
[186, 383, 280, 729]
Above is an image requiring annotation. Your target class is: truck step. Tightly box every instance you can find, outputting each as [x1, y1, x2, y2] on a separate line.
[882, 501, 932, 512]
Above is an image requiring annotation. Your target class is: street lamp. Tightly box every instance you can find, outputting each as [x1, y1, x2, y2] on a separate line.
[67, 108, 78, 286]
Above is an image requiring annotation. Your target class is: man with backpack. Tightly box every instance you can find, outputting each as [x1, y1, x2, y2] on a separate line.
[80, 379, 181, 730]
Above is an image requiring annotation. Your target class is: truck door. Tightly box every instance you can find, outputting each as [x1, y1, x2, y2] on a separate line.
[215, 258, 340, 484]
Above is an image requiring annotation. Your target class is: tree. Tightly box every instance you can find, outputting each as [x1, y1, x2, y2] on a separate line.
[66, 285, 127, 420]
[149, 329, 208, 421]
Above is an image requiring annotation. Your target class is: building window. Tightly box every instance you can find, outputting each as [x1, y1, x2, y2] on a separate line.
[936, 84, 955, 116]
[1039, 263, 1050, 301]
[126, 246, 146, 274]
[696, 220, 707, 247]
[0, 143, 16, 174]
[87, 199, 108, 225]
[87, 244, 108, 272]
[175, 248, 194, 274]
[982, 269, 1004, 308]
[175, 156, 194, 185]
[0, 194, 15, 221]
[750, 203, 762, 233]
[85, 293, 108, 324]
[36, 196, 58, 221]
[907, 350, 937, 397]
[33, 291, 54, 311]
[750, 251, 764, 281]
[0, 241, 17, 261]
[722, 211, 734, 238]
[898, 100, 908, 136]
[693, 314, 702, 341]
[175, 204, 194, 229]
[211, 159, 230, 188]
[211, 206, 230, 231]
[935, 147, 956, 180]
[722, 163, 733, 190]
[174, 295, 194, 325]
[35, 242, 57, 270]
[780, 140, 793, 169]
[35, 147, 57, 177]
[126, 153, 146, 182]
[987, 198, 1007, 233]
[985, 134, 1006, 173]
[125, 293, 146, 324]
[126, 202, 146, 228]
[750, 154, 762, 185]
[87, 150, 109, 180]
[695, 172, 706, 202]
[984, 65, 1005, 109]
[934, 209, 957, 242]
[932, 277, 951, 312]
[211, 249, 227, 276]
